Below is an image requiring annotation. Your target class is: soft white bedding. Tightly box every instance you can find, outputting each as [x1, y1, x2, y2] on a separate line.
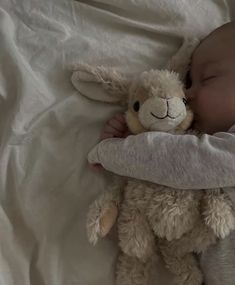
[0, 1, 234, 284]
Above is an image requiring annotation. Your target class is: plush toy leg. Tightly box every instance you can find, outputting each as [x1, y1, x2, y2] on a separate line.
[147, 190, 201, 241]
[190, 224, 217, 254]
[163, 220, 217, 256]
[161, 250, 203, 285]
[176, 256, 202, 285]
[118, 202, 155, 261]
[116, 252, 153, 285]
[159, 221, 217, 285]
[202, 189, 235, 239]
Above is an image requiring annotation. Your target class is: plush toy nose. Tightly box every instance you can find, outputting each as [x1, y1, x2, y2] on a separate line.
[166, 97, 185, 118]
[142, 97, 183, 118]
[138, 96, 186, 132]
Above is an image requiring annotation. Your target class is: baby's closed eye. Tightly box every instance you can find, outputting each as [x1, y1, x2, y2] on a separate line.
[202, 75, 217, 83]
[201, 64, 225, 84]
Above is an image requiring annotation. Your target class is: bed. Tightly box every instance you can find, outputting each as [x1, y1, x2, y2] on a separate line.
[0, 1, 234, 284]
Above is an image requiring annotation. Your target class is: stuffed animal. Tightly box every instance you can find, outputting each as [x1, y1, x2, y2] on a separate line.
[71, 39, 235, 285]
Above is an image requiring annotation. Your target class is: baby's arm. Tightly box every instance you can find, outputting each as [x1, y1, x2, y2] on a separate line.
[89, 113, 130, 171]
[88, 125, 235, 189]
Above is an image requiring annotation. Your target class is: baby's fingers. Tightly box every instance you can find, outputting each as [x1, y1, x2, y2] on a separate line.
[108, 118, 127, 132]
[101, 130, 123, 140]
[89, 163, 104, 171]
[103, 125, 124, 136]
[114, 113, 126, 124]
[100, 132, 115, 140]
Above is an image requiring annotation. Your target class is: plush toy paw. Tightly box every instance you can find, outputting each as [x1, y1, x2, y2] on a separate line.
[204, 211, 235, 239]
[118, 205, 156, 261]
[203, 193, 235, 239]
[87, 197, 118, 245]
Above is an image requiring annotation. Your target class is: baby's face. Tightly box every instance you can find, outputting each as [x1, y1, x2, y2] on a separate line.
[186, 22, 235, 134]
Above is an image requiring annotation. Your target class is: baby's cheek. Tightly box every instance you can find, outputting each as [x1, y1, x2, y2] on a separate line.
[195, 88, 223, 133]
[192, 90, 212, 121]
[197, 88, 214, 110]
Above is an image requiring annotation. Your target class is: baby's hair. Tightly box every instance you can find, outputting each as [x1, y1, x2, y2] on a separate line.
[204, 21, 235, 44]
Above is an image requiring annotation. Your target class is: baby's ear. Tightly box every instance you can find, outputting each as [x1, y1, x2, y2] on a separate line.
[71, 63, 130, 105]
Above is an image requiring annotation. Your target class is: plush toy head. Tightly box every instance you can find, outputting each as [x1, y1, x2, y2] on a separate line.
[123, 69, 193, 134]
[71, 39, 201, 134]
[71, 64, 194, 134]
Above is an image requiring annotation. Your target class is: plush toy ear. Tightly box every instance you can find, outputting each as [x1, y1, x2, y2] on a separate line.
[166, 38, 200, 80]
[71, 63, 130, 105]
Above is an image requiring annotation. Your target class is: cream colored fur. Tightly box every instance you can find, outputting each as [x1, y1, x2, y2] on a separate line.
[71, 39, 235, 285]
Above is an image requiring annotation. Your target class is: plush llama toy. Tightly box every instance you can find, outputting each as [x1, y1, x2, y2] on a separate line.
[71, 39, 235, 285]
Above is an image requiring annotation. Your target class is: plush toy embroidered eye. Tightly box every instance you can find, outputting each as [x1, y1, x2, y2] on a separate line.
[182, 98, 187, 105]
[133, 101, 140, 112]
[185, 70, 192, 89]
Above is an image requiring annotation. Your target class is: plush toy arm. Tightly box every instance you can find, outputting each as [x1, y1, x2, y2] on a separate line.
[71, 63, 130, 104]
[166, 38, 200, 80]
[87, 175, 124, 245]
[202, 189, 235, 239]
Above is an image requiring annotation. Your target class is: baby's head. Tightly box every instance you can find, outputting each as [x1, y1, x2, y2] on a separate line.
[186, 21, 235, 134]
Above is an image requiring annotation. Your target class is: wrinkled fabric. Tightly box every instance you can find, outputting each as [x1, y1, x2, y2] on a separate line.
[0, 0, 233, 284]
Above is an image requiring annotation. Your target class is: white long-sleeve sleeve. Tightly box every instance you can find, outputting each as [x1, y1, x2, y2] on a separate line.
[88, 125, 235, 190]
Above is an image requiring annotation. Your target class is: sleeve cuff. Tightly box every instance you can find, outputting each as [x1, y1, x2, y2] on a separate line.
[87, 144, 101, 164]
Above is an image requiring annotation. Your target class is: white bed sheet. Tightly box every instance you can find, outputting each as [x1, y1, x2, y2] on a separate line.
[0, 0, 233, 284]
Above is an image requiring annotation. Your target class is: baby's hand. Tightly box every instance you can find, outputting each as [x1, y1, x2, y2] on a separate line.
[89, 163, 104, 171]
[100, 113, 131, 140]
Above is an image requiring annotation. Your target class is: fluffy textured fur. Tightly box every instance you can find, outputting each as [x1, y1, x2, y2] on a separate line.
[71, 39, 235, 285]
